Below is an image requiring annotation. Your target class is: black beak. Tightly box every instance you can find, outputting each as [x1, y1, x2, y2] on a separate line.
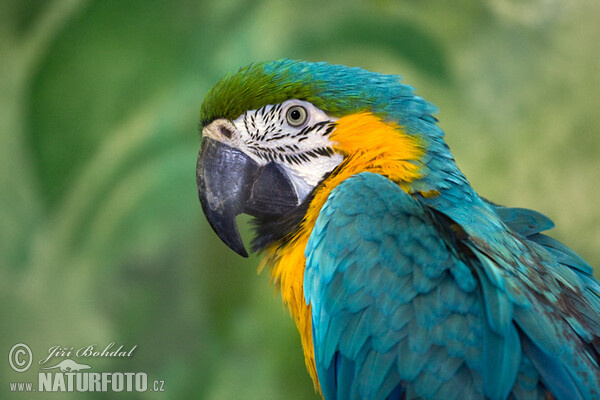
[196, 138, 299, 257]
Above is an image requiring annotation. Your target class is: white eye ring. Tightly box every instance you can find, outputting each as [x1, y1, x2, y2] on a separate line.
[286, 105, 308, 127]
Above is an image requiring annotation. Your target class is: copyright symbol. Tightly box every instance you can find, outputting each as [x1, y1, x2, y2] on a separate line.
[9, 343, 32, 372]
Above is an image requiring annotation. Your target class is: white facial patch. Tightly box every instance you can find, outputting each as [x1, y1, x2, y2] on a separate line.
[211, 99, 344, 203]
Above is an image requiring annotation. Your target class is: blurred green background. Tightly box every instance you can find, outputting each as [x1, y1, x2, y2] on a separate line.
[1, 0, 599, 399]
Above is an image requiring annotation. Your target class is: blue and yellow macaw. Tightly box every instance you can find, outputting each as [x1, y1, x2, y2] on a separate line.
[196, 59, 600, 400]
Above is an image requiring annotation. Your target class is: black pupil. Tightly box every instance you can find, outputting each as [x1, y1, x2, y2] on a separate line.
[290, 109, 301, 120]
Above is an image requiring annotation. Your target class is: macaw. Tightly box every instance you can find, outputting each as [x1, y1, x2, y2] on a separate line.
[195, 59, 600, 400]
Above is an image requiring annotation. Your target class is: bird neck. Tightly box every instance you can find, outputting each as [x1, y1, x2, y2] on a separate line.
[330, 112, 427, 189]
[259, 111, 428, 392]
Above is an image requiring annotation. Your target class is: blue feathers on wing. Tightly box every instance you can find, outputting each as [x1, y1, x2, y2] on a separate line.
[305, 172, 600, 400]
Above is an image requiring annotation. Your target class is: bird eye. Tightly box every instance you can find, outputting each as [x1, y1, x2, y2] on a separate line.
[286, 105, 308, 127]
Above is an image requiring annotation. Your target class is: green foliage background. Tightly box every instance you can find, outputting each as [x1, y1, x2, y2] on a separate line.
[1, 0, 599, 399]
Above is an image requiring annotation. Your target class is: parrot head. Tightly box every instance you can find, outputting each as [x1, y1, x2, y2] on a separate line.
[197, 59, 445, 257]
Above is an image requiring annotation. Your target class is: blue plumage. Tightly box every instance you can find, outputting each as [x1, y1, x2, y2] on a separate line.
[305, 172, 600, 400]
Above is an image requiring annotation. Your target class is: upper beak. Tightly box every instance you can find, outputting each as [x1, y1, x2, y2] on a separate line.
[196, 138, 299, 257]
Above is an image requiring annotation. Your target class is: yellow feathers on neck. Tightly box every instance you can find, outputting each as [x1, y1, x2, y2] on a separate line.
[330, 112, 425, 187]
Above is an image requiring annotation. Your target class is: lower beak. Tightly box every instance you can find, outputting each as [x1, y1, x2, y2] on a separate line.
[196, 138, 299, 257]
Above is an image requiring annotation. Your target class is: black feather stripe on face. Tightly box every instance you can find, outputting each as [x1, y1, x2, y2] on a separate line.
[244, 121, 337, 165]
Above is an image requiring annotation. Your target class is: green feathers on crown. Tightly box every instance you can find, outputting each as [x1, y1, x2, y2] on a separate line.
[199, 59, 441, 140]
[200, 61, 318, 127]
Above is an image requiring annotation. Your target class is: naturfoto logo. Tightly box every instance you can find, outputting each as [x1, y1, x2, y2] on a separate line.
[8, 342, 165, 394]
